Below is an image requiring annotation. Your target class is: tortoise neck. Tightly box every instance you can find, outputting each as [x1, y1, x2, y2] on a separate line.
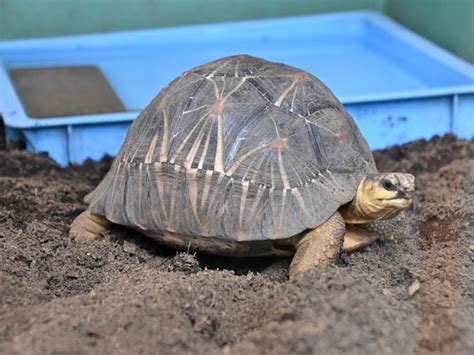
[340, 180, 401, 224]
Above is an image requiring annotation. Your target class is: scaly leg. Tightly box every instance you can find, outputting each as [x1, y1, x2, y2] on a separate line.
[70, 210, 112, 241]
[289, 212, 345, 279]
[342, 225, 378, 252]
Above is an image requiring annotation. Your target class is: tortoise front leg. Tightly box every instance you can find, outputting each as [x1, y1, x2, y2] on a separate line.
[343, 216, 408, 252]
[70, 210, 112, 241]
[342, 225, 379, 252]
[289, 212, 345, 279]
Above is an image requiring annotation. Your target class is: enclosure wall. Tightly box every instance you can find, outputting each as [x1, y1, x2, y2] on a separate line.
[1, 0, 472, 62]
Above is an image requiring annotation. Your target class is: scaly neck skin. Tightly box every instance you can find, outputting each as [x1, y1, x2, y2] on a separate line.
[340, 183, 402, 224]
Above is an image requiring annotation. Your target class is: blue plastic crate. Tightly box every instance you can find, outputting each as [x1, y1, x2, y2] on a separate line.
[1, 12, 473, 166]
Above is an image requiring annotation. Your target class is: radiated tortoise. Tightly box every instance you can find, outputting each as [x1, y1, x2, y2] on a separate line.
[71, 55, 415, 278]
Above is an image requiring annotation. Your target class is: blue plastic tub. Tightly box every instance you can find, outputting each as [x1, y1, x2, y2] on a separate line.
[1, 12, 473, 166]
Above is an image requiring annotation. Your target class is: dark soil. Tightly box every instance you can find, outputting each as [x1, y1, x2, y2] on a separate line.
[0, 135, 472, 355]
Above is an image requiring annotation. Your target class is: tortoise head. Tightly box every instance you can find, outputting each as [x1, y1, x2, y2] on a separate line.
[341, 173, 415, 224]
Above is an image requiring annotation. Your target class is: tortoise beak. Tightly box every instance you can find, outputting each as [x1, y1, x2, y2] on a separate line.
[389, 173, 415, 205]
[399, 173, 415, 198]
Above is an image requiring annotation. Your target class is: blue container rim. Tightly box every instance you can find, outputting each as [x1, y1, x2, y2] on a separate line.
[1, 11, 473, 129]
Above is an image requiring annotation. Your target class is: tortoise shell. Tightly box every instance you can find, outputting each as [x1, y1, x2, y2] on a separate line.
[86, 55, 376, 244]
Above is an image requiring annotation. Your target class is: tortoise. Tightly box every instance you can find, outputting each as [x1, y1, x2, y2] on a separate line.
[71, 55, 415, 278]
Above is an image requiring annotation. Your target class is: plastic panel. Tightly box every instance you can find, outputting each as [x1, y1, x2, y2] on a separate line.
[0, 12, 472, 165]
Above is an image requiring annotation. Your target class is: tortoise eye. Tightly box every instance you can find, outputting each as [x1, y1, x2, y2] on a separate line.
[382, 179, 397, 191]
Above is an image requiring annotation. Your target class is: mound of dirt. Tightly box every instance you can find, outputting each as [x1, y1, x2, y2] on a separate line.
[0, 135, 472, 354]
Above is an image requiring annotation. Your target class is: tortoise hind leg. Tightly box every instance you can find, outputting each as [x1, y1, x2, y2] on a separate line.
[288, 212, 345, 279]
[70, 210, 112, 241]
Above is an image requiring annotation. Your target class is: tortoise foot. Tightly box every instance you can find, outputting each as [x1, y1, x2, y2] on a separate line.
[70, 210, 112, 241]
